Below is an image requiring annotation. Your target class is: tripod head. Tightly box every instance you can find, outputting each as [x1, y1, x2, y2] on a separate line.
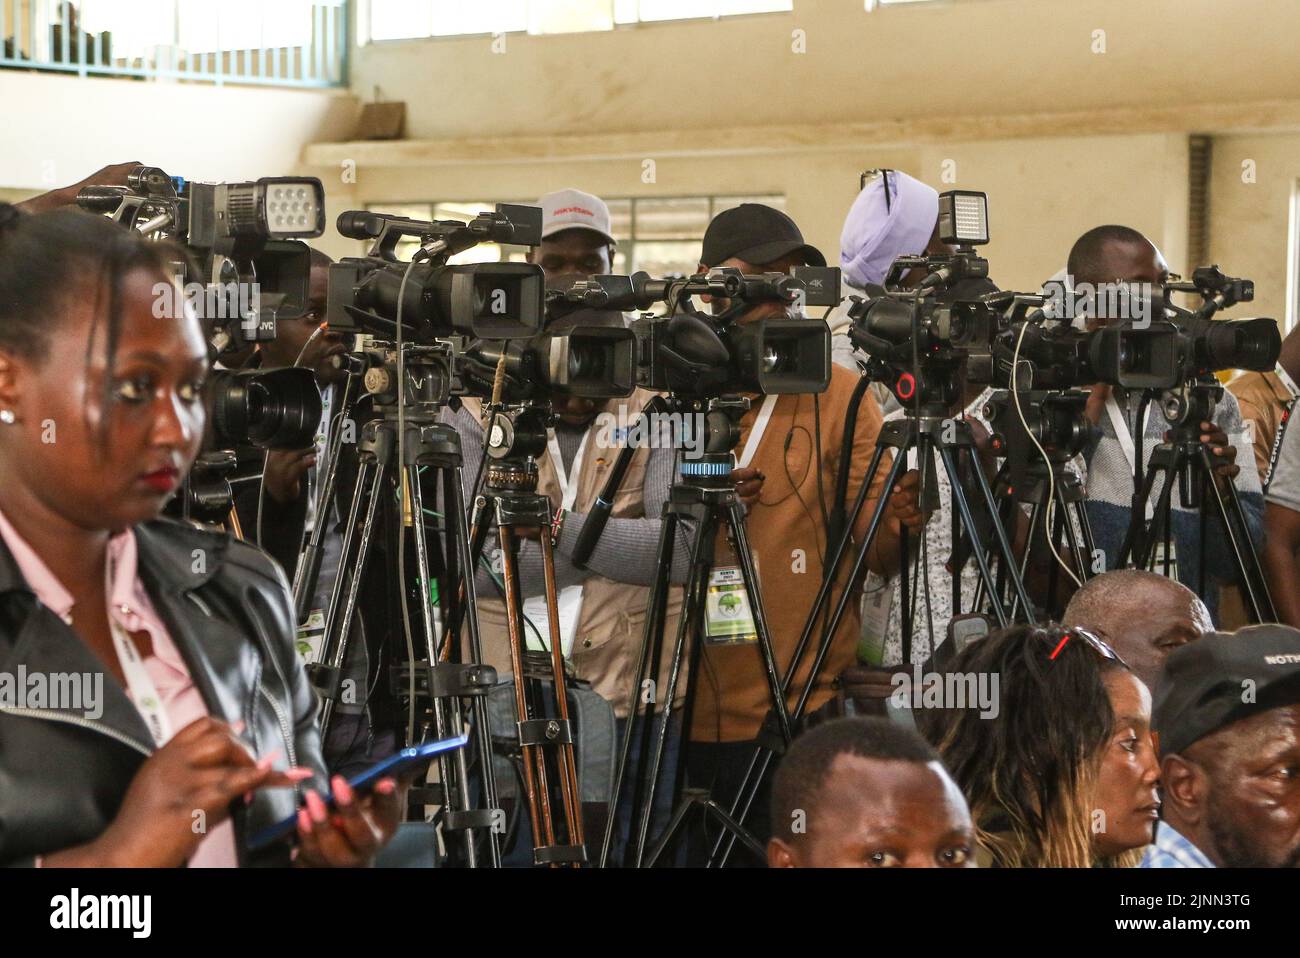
[1152, 375, 1223, 446]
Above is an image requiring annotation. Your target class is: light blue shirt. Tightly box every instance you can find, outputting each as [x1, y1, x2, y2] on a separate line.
[1140, 821, 1215, 868]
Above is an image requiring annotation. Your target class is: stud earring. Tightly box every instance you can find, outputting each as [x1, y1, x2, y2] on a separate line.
[0, 409, 14, 425]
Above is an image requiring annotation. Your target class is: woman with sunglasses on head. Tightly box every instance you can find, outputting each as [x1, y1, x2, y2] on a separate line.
[0, 204, 400, 867]
[920, 624, 1161, 868]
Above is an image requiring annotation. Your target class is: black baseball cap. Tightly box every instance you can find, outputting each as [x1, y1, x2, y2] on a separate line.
[1152, 625, 1300, 756]
[700, 204, 827, 269]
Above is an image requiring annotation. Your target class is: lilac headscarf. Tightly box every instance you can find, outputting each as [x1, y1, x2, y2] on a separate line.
[840, 171, 939, 289]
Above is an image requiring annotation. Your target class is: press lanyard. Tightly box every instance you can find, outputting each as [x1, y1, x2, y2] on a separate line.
[105, 557, 172, 747]
[546, 426, 593, 511]
[737, 395, 779, 470]
[1105, 392, 1155, 520]
[1276, 364, 1300, 402]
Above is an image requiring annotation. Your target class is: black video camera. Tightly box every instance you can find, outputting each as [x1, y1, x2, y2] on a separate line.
[76, 166, 325, 355]
[551, 266, 839, 398]
[327, 205, 546, 342]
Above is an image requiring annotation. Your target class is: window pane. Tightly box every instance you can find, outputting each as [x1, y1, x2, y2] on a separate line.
[606, 199, 633, 244]
[370, 0, 432, 40]
[711, 194, 786, 217]
[632, 240, 701, 278]
[619, 0, 792, 23]
[431, 0, 527, 37]
[633, 197, 710, 240]
[528, 0, 613, 35]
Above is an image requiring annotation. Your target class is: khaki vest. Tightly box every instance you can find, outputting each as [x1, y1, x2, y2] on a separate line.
[460, 391, 686, 718]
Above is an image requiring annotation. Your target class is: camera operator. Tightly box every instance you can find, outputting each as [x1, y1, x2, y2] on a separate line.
[1066, 224, 1263, 622]
[231, 249, 401, 776]
[442, 188, 697, 856]
[1229, 320, 1300, 485]
[1262, 412, 1300, 628]
[829, 170, 952, 413]
[684, 203, 926, 855]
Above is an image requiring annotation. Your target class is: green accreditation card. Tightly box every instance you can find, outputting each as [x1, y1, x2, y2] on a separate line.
[295, 609, 326, 665]
[704, 567, 758, 645]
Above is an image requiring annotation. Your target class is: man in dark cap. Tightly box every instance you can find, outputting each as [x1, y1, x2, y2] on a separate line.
[684, 203, 926, 859]
[1143, 624, 1300, 867]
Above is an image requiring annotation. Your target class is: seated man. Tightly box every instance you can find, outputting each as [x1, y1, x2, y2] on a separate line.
[1062, 568, 1214, 690]
[1143, 625, 1300, 867]
[767, 717, 975, 868]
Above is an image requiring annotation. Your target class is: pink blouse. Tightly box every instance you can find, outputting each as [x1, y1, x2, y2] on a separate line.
[0, 508, 239, 867]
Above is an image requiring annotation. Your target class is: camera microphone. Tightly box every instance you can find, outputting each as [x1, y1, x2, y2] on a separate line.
[337, 211, 388, 240]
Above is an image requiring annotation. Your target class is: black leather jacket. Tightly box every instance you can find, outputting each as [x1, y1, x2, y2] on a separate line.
[0, 517, 326, 867]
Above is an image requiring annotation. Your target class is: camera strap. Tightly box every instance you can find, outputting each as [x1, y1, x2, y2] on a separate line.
[1106, 392, 1155, 520]
[535, 427, 592, 658]
[737, 394, 779, 470]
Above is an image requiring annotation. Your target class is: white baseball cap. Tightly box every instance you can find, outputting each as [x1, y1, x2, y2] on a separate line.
[537, 188, 617, 246]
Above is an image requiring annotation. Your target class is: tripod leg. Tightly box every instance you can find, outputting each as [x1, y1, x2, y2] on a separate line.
[1196, 446, 1278, 622]
[446, 465, 503, 868]
[1118, 463, 1168, 569]
[1010, 499, 1041, 623]
[318, 456, 387, 738]
[728, 499, 793, 746]
[538, 531, 586, 857]
[497, 526, 553, 859]
[632, 509, 717, 868]
[938, 446, 1031, 625]
[711, 450, 911, 868]
[597, 510, 680, 867]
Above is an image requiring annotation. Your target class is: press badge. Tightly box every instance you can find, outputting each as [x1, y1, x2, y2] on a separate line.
[857, 574, 895, 666]
[295, 609, 326, 665]
[523, 585, 585, 658]
[704, 567, 759, 645]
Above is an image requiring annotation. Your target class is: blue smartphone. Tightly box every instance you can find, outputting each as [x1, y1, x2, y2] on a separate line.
[247, 731, 469, 851]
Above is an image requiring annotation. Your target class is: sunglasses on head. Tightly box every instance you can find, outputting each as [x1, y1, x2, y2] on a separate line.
[1034, 625, 1130, 670]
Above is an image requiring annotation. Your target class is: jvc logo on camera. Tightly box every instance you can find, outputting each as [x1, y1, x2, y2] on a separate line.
[49, 889, 151, 939]
[1042, 277, 1156, 328]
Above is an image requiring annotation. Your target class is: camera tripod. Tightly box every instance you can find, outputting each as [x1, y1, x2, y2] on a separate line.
[975, 388, 1101, 621]
[705, 374, 1037, 869]
[450, 400, 588, 867]
[1116, 380, 1276, 622]
[579, 394, 794, 868]
[298, 343, 504, 868]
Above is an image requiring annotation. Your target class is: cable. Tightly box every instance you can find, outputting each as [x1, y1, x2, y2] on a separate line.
[394, 252, 427, 746]
[1011, 321, 1082, 590]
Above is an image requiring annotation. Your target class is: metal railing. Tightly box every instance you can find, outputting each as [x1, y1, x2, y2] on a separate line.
[0, 0, 348, 88]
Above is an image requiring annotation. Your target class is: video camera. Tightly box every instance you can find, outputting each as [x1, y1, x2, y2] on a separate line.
[327, 205, 545, 342]
[551, 266, 839, 398]
[76, 166, 325, 355]
[998, 267, 1278, 392]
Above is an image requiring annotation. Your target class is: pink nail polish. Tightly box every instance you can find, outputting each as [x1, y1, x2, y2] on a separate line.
[375, 779, 396, 795]
[305, 790, 328, 824]
[298, 808, 312, 833]
[333, 776, 354, 805]
[285, 768, 315, 782]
